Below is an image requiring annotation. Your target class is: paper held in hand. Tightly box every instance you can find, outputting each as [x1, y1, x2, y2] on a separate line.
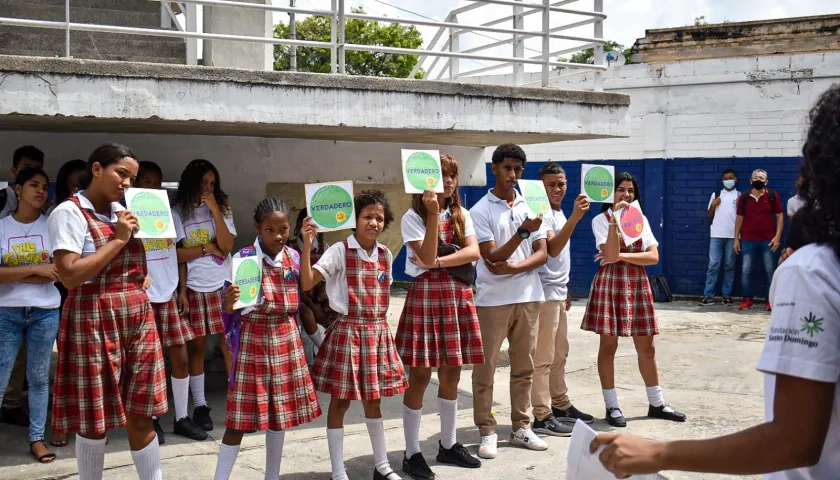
[401, 149, 444, 194]
[124, 188, 176, 239]
[517, 179, 550, 217]
[567, 420, 669, 480]
[615, 200, 646, 245]
[231, 256, 262, 309]
[304, 181, 356, 232]
[581, 164, 615, 203]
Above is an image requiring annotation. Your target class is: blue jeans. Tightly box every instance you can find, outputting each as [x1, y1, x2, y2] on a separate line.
[704, 238, 736, 297]
[0, 307, 60, 442]
[740, 240, 777, 300]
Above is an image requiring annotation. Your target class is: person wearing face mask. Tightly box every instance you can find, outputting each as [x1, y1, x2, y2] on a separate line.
[734, 169, 784, 311]
[700, 169, 740, 306]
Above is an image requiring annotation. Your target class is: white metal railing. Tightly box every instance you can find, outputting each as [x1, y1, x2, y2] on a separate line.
[0, 0, 607, 90]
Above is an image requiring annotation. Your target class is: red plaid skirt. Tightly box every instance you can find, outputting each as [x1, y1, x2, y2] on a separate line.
[311, 318, 407, 400]
[225, 314, 321, 431]
[580, 261, 658, 337]
[396, 270, 484, 367]
[185, 288, 224, 337]
[52, 285, 168, 435]
[152, 295, 195, 347]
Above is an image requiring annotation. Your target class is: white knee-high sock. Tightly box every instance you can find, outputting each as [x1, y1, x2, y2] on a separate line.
[76, 435, 107, 480]
[190, 374, 207, 408]
[265, 429, 285, 480]
[646, 386, 675, 412]
[327, 428, 349, 480]
[214, 443, 241, 480]
[131, 436, 163, 480]
[366, 417, 397, 476]
[402, 404, 422, 458]
[438, 397, 458, 450]
[172, 376, 190, 421]
[603, 389, 622, 418]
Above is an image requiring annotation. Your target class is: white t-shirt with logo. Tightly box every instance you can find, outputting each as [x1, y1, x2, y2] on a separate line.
[173, 204, 237, 293]
[0, 215, 61, 308]
[539, 208, 571, 302]
[401, 206, 476, 278]
[142, 212, 184, 303]
[708, 189, 740, 239]
[758, 243, 839, 480]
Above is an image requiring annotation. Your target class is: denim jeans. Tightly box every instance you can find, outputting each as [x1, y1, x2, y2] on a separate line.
[0, 307, 60, 442]
[740, 240, 777, 300]
[704, 237, 736, 297]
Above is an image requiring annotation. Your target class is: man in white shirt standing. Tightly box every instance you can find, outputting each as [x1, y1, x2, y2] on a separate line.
[700, 168, 740, 306]
[469, 143, 549, 459]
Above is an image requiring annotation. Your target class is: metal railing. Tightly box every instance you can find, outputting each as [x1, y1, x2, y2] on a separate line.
[0, 0, 607, 90]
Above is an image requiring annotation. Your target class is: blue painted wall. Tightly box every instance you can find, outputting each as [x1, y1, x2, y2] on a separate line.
[392, 157, 802, 299]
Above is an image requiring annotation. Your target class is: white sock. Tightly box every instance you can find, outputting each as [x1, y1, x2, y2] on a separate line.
[265, 429, 285, 480]
[646, 386, 675, 412]
[402, 404, 422, 458]
[366, 417, 397, 477]
[602, 389, 622, 418]
[75, 434, 107, 480]
[214, 443, 241, 480]
[130, 436, 163, 480]
[309, 327, 325, 348]
[172, 376, 190, 421]
[327, 428, 349, 480]
[438, 397, 458, 450]
[190, 374, 207, 408]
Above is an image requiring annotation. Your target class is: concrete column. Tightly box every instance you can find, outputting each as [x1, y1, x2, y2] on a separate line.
[203, 0, 273, 70]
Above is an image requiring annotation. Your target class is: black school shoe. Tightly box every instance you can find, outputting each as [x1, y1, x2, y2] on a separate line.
[437, 441, 481, 469]
[402, 452, 435, 480]
[174, 417, 209, 441]
[373, 469, 403, 480]
[193, 406, 214, 431]
[553, 405, 595, 424]
[153, 418, 166, 445]
[648, 404, 686, 422]
[605, 408, 626, 428]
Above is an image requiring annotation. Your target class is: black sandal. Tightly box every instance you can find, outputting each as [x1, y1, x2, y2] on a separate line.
[30, 440, 57, 463]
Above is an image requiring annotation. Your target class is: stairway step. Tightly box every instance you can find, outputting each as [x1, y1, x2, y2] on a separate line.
[1, 3, 167, 29]
[0, 27, 186, 61]
[0, 0, 163, 15]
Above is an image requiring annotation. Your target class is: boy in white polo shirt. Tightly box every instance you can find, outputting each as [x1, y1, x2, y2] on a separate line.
[469, 143, 549, 459]
[700, 168, 740, 306]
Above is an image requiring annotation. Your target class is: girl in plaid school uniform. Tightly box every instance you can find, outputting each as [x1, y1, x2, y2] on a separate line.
[213, 197, 322, 480]
[173, 159, 236, 433]
[395, 154, 483, 479]
[48, 144, 167, 480]
[300, 189, 408, 480]
[580, 172, 685, 428]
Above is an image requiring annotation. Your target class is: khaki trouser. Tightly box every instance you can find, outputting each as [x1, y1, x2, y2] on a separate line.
[472, 302, 540, 436]
[531, 301, 571, 420]
[3, 345, 27, 409]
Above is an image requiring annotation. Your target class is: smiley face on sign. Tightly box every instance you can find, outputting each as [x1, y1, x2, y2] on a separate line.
[619, 202, 645, 243]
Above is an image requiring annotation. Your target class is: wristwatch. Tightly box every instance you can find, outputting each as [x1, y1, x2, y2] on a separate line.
[516, 228, 531, 240]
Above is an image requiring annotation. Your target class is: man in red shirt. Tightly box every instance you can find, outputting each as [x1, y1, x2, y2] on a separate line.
[734, 169, 784, 311]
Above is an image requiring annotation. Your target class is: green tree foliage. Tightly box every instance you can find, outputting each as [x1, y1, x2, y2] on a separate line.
[273, 7, 424, 78]
[555, 40, 633, 69]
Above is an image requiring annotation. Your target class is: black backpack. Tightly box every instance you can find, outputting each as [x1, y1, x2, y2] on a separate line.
[649, 274, 673, 303]
[708, 189, 724, 222]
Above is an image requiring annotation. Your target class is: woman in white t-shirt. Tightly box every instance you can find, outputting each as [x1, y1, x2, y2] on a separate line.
[173, 159, 236, 433]
[588, 83, 840, 480]
[0, 168, 61, 463]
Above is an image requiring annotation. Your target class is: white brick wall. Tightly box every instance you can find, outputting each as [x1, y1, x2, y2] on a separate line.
[476, 51, 840, 162]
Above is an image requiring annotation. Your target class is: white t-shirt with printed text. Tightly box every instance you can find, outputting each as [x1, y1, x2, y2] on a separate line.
[401, 206, 476, 278]
[708, 189, 740, 239]
[142, 211, 184, 303]
[0, 215, 61, 308]
[173, 204, 237, 292]
[313, 235, 393, 316]
[539, 208, 571, 302]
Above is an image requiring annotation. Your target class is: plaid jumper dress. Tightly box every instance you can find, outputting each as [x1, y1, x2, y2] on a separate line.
[151, 294, 195, 347]
[225, 247, 321, 431]
[311, 241, 407, 400]
[395, 216, 484, 367]
[51, 196, 168, 435]
[580, 212, 659, 337]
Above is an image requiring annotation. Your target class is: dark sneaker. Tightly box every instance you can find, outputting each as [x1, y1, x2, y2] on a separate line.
[402, 452, 435, 480]
[174, 417, 209, 441]
[553, 405, 594, 424]
[153, 418, 166, 445]
[193, 406, 214, 431]
[0, 407, 29, 427]
[648, 404, 686, 423]
[437, 441, 480, 469]
[532, 415, 573, 437]
[605, 408, 626, 428]
[723, 297, 733, 306]
[699, 296, 715, 306]
[739, 297, 753, 310]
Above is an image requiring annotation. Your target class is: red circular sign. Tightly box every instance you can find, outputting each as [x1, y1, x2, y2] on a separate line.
[620, 204, 644, 239]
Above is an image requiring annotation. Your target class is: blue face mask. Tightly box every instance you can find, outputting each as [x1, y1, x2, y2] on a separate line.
[723, 180, 736, 189]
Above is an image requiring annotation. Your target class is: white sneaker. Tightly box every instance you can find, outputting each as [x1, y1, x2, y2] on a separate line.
[510, 428, 548, 451]
[478, 434, 498, 459]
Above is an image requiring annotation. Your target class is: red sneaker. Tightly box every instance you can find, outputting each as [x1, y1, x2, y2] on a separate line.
[765, 302, 772, 312]
[739, 298, 753, 310]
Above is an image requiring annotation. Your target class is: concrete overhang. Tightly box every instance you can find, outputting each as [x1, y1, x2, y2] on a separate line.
[0, 55, 630, 146]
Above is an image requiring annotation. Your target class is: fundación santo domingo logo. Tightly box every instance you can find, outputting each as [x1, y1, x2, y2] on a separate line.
[583, 166, 614, 202]
[404, 151, 442, 191]
[800, 312, 824, 337]
[235, 258, 262, 305]
[130, 191, 171, 236]
[310, 184, 354, 229]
